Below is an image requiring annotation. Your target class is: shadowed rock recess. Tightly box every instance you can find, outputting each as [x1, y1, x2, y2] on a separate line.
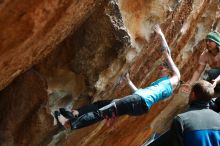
[0, 0, 220, 145]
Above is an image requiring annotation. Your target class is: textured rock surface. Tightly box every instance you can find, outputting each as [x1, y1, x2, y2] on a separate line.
[0, 0, 220, 145]
[0, 70, 55, 146]
[0, 0, 104, 91]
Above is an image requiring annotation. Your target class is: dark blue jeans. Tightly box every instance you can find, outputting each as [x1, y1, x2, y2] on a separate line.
[204, 69, 220, 112]
[70, 94, 148, 129]
[204, 69, 220, 92]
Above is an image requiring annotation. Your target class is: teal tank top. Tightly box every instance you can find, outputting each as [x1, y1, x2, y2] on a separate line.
[134, 76, 173, 109]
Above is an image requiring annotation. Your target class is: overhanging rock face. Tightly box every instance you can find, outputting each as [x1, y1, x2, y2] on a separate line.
[0, 0, 220, 145]
[0, 0, 104, 91]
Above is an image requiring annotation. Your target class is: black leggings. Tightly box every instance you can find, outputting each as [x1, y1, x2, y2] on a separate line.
[110, 94, 148, 116]
[70, 94, 148, 129]
[76, 100, 112, 116]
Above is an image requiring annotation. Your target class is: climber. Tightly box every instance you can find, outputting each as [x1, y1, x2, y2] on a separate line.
[180, 31, 220, 112]
[54, 24, 181, 130]
[148, 80, 220, 146]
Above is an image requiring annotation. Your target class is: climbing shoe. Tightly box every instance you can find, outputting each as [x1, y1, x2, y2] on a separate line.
[54, 111, 64, 128]
[59, 108, 75, 119]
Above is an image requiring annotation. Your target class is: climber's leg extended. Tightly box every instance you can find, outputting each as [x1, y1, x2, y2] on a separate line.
[113, 94, 148, 116]
[70, 111, 103, 129]
[69, 95, 148, 129]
